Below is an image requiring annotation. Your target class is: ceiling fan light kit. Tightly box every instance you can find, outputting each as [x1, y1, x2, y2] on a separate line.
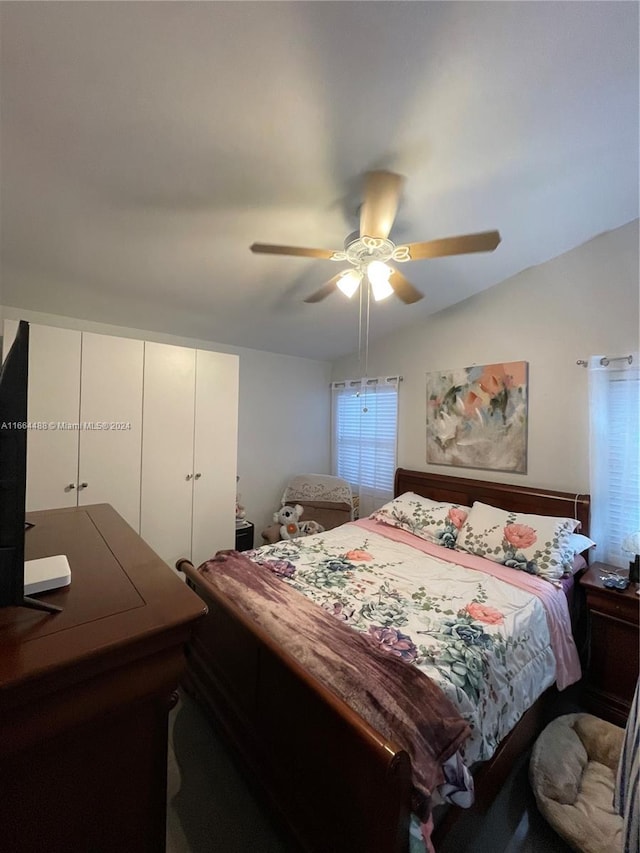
[249, 169, 501, 306]
[366, 261, 394, 301]
[336, 269, 362, 298]
[336, 262, 393, 302]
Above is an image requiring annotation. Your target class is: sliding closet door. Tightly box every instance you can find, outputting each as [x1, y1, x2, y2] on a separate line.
[191, 349, 239, 567]
[78, 333, 144, 531]
[140, 342, 196, 567]
[4, 321, 81, 511]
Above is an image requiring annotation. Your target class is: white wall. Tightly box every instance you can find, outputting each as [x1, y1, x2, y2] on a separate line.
[331, 220, 640, 494]
[1, 307, 332, 535]
[4, 220, 637, 532]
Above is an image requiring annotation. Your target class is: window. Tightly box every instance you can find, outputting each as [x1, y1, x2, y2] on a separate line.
[588, 355, 640, 567]
[331, 377, 399, 517]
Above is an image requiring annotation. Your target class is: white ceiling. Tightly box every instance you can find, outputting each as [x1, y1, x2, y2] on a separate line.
[1, 2, 638, 360]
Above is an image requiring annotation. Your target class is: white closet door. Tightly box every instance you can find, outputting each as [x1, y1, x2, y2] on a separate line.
[3, 321, 81, 512]
[78, 333, 144, 531]
[191, 349, 239, 567]
[140, 342, 196, 567]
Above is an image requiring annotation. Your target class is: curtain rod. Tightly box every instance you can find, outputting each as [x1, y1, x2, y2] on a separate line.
[331, 376, 403, 388]
[576, 355, 634, 367]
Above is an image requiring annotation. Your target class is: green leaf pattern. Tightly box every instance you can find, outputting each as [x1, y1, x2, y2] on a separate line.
[371, 494, 469, 549]
[247, 524, 557, 764]
[457, 507, 576, 580]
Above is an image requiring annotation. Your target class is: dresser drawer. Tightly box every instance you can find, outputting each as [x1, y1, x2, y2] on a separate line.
[580, 563, 640, 725]
[589, 592, 639, 623]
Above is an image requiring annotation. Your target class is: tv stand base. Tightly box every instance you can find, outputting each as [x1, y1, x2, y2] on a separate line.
[21, 595, 62, 613]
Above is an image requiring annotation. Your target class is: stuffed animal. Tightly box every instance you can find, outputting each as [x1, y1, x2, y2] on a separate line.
[299, 520, 325, 537]
[274, 504, 304, 540]
[235, 476, 246, 521]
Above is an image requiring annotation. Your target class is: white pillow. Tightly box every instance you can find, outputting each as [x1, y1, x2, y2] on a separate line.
[566, 532, 596, 555]
[370, 492, 471, 549]
[456, 501, 579, 580]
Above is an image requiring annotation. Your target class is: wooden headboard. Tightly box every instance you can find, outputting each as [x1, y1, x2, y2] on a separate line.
[394, 469, 590, 536]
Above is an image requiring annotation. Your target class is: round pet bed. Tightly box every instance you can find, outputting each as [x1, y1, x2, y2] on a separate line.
[529, 713, 624, 853]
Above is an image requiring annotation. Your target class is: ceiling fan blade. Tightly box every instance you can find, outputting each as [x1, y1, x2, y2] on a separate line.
[402, 230, 501, 260]
[359, 170, 405, 240]
[304, 273, 343, 303]
[251, 243, 338, 260]
[389, 269, 424, 304]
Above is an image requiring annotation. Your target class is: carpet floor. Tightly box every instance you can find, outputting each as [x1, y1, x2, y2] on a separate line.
[166, 690, 576, 853]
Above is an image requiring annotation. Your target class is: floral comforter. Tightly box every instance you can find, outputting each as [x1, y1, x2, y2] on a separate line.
[246, 519, 564, 765]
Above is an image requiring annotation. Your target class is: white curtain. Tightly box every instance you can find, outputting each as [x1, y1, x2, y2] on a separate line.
[331, 377, 399, 517]
[588, 354, 640, 567]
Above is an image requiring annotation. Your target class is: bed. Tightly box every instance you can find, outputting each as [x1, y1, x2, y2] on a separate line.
[178, 469, 590, 853]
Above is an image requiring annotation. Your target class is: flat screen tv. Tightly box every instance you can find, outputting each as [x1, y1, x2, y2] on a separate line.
[0, 320, 60, 613]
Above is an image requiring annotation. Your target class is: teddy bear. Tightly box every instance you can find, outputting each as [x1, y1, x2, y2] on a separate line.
[235, 476, 246, 521]
[274, 504, 304, 540]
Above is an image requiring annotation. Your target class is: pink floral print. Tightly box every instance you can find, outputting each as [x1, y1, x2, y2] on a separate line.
[503, 523, 537, 550]
[465, 602, 504, 625]
[344, 549, 373, 561]
[448, 507, 468, 530]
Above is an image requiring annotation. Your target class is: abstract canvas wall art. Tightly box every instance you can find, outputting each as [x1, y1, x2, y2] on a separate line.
[426, 361, 528, 473]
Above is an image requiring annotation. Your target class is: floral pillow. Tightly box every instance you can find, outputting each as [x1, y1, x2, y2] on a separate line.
[455, 501, 580, 580]
[370, 492, 470, 549]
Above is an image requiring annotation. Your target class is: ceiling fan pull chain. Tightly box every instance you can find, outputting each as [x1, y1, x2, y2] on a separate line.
[360, 286, 371, 413]
[358, 279, 364, 376]
[366, 282, 371, 380]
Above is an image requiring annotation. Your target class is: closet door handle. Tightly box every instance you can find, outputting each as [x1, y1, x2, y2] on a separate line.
[78, 482, 88, 490]
[194, 473, 202, 480]
[67, 483, 76, 490]
[186, 474, 193, 481]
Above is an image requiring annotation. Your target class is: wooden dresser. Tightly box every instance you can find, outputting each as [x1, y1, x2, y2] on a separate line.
[0, 504, 206, 853]
[579, 563, 640, 726]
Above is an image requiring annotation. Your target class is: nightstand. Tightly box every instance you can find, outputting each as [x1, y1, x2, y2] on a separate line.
[235, 521, 254, 552]
[579, 562, 640, 726]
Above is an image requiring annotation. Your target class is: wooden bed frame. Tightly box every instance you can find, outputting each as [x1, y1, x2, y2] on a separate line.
[179, 469, 590, 853]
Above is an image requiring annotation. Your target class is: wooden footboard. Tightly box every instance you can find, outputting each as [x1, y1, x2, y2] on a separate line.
[179, 558, 413, 853]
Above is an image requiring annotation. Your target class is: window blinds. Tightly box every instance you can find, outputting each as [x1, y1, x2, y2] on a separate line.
[589, 356, 640, 567]
[331, 378, 399, 517]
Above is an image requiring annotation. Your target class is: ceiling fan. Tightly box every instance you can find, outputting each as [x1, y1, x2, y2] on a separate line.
[250, 170, 501, 305]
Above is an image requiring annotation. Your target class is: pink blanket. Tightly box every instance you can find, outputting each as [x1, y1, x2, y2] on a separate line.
[354, 518, 581, 690]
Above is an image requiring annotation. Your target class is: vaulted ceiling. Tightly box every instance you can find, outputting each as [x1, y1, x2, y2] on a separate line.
[1, 2, 638, 360]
